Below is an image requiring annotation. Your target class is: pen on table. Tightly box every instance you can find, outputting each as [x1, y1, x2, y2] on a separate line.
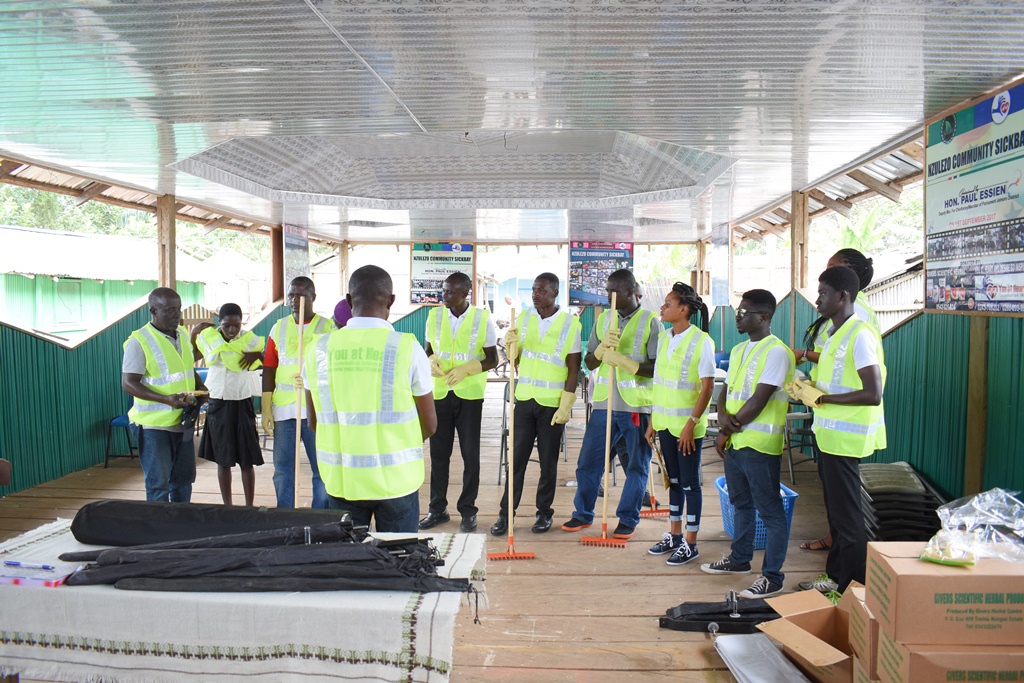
[3, 560, 55, 571]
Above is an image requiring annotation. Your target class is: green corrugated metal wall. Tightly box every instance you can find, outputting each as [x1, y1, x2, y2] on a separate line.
[249, 304, 292, 339]
[0, 305, 151, 496]
[392, 305, 429, 346]
[869, 312, 970, 499]
[984, 316, 1024, 491]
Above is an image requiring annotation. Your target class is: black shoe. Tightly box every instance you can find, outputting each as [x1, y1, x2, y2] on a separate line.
[612, 522, 635, 539]
[490, 515, 508, 536]
[531, 513, 554, 533]
[460, 514, 478, 532]
[418, 510, 450, 530]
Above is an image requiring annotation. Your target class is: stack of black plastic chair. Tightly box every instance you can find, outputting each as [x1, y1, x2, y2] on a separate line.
[860, 461, 945, 542]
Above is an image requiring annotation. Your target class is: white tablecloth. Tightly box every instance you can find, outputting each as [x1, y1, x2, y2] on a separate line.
[0, 520, 485, 682]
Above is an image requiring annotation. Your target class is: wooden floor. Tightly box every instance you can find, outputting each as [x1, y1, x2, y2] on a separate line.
[0, 381, 830, 682]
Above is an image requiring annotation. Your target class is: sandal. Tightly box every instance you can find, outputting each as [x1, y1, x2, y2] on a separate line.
[799, 536, 831, 551]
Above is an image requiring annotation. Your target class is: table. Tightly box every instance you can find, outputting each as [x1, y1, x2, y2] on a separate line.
[0, 520, 485, 682]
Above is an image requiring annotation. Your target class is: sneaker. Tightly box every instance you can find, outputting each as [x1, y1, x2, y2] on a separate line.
[612, 522, 635, 539]
[560, 517, 592, 532]
[740, 576, 784, 598]
[666, 542, 699, 566]
[648, 533, 679, 556]
[798, 573, 838, 593]
[700, 555, 752, 575]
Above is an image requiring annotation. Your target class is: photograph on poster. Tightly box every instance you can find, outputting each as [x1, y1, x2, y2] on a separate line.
[925, 83, 1024, 314]
[568, 242, 633, 305]
[410, 243, 474, 304]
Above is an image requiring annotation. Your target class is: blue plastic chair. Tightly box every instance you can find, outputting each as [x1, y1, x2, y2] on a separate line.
[194, 367, 209, 435]
[105, 397, 138, 467]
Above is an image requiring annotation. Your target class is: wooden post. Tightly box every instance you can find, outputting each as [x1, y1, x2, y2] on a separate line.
[789, 191, 809, 346]
[271, 225, 284, 302]
[695, 240, 708, 296]
[339, 241, 350, 294]
[156, 194, 176, 289]
[964, 316, 989, 494]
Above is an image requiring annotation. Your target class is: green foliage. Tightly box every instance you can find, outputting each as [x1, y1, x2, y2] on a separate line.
[634, 243, 698, 282]
[809, 185, 923, 258]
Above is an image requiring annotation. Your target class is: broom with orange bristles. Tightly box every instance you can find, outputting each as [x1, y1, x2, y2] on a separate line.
[582, 292, 628, 549]
[639, 435, 670, 518]
[488, 308, 535, 561]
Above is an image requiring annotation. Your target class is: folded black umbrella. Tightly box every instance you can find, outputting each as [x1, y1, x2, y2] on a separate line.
[115, 575, 472, 593]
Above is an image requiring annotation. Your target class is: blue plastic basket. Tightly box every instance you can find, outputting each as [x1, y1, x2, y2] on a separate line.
[715, 476, 799, 550]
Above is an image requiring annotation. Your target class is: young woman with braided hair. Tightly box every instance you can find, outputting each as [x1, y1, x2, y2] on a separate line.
[644, 282, 716, 565]
[794, 248, 884, 553]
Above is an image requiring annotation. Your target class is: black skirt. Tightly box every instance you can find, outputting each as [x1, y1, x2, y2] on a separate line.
[198, 398, 264, 468]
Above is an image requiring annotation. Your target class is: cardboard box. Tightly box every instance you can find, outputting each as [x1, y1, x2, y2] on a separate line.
[846, 583, 879, 680]
[757, 589, 855, 683]
[853, 657, 879, 683]
[865, 542, 1024, 646]
[876, 627, 1024, 683]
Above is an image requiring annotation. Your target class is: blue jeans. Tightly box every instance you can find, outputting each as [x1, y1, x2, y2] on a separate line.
[327, 490, 419, 533]
[723, 446, 788, 585]
[658, 429, 703, 532]
[272, 418, 328, 509]
[132, 424, 195, 503]
[572, 410, 651, 528]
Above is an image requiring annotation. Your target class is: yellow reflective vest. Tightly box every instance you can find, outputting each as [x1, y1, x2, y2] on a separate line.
[592, 307, 655, 408]
[651, 325, 712, 438]
[125, 323, 196, 428]
[724, 335, 795, 455]
[811, 293, 883, 382]
[306, 328, 425, 500]
[197, 327, 265, 372]
[515, 308, 582, 408]
[270, 313, 334, 409]
[426, 305, 489, 400]
[813, 318, 887, 457]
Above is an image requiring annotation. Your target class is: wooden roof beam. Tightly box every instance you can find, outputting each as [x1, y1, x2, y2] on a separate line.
[74, 182, 111, 206]
[808, 188, 852, 218]
[731, 224, 763, 242]
[898, 141, 926, 163]
[750, 217, 787, 236]
[203, 215, 232, 234]
[772, 207, 791, 223]
[0, 159, 24, 178]
[847, 169, 902, 203]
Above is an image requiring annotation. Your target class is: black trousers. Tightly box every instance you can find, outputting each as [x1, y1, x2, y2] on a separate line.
[427, 393, 483, 517]
[818, 448, 867, 592]
[499, 398, 562, 518]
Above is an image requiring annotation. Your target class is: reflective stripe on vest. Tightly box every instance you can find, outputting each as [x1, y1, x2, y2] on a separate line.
[515, 309, 580, 408]
[724, 335, 794, 455]
[593, 308, 655, 407]
[427, 305, 489, 400]
[126, 324, 195, 427]
[813, 318, 887, 457]
[308, 328, 424, 500]
[651, 326, 709, 438]
[271, 313, 333, 408]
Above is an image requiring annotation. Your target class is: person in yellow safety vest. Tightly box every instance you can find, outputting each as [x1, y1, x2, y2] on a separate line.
[640, 282, 715, 563]
[195, 303, 266, 507]
[303, 265, 437, 532]
[261, 276, 335, 509]
[418, 272, 499, 533]
[121, 287, 208, 502]
[560, 269, 663, 540]
[788, 266, 885, 596]
[794, 248, 883, 554]
[701, 289, 795, 599]
[490, 272, 582, 536]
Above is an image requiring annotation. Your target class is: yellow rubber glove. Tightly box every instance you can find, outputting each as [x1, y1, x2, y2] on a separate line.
[550, 390, 577, 425]
[428, 354, 445, 378]
[503, 327, 521, 361]
[444, 360, 483, 387]
[787, 377, 825, 408]
[261, 391, 275, 437]
[602, 349, 640, 375]
[594, 329, 620, 361]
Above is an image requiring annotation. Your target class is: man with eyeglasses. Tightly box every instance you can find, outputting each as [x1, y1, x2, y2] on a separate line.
[261, 276, 335, 508]
[122, 287, 209, 502]
[700, 289, 795, 598]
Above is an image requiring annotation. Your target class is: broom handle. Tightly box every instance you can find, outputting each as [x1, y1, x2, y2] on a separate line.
[505, 308, 517, 544]
[600, 292, 617, 529]
[294, 295, 306, 508]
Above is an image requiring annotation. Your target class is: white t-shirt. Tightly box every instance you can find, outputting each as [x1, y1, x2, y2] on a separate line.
[738, 341, 792, 388]
[526, 307, 583, 354]
[424, 306, 498, 350]
[666, 326, 717, 380]
[302, 317, 434, 398]
[822, 323, 879, 371]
